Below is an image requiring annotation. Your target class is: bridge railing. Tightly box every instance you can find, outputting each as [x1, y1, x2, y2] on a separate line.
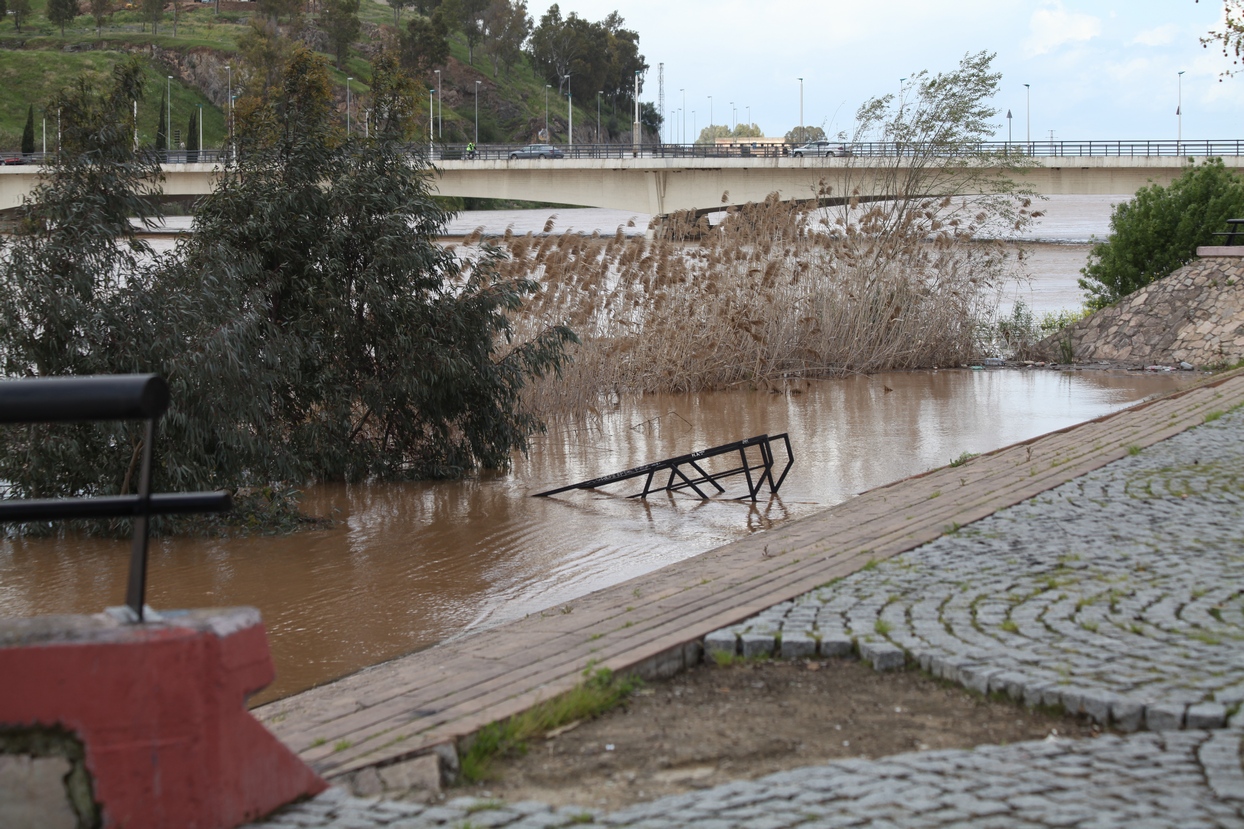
[6, 140, 1243, 168]
[437, 139, 1244, 161]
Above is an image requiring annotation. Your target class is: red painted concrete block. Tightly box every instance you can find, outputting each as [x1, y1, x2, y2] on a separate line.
[0, 608, 326, 828]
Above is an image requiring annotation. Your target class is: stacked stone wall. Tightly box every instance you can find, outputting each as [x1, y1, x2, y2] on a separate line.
[1037, 253, 1244, 367]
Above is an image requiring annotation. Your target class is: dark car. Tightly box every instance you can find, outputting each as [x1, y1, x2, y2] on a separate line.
[509, 143, 564, 160]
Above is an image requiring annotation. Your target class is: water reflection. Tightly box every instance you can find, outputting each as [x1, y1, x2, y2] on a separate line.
[0, 369, 1190, 704]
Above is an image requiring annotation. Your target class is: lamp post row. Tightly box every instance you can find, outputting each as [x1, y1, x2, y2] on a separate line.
[138, 67, 1198, 158]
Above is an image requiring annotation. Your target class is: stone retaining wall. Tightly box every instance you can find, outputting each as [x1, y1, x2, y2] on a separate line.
[1036, 250, 1244, 367]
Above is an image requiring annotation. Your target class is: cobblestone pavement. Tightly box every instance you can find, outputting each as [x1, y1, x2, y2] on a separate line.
[251, 408, 1244, 828]
[706, 406, 1244, 732]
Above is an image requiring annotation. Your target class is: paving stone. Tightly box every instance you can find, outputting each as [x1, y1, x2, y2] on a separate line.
[1146, 703, 1186, 732]
[739, 633, 774, 659]
[779, 634, 816, 659]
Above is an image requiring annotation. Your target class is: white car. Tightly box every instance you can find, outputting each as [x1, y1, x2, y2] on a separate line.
[791, 140, 847, 158]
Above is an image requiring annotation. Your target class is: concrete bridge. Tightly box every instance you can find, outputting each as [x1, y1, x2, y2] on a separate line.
[2, 151, 1242, 216]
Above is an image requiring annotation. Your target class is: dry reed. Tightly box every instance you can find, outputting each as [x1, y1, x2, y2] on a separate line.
[469, 190, 1032, 419]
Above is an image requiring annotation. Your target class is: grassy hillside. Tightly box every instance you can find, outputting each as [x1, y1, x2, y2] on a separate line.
[0, 1, 632, 151]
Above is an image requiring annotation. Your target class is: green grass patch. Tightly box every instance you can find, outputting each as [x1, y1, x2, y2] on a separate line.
[1127, 444, 1142, 456]
[1204, 409, 1225, 423]
[949, 451, 978, 468]
[457, 666, 641, 783]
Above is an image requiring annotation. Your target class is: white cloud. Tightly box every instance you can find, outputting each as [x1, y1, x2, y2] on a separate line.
[1024, 2, 1102, 57]
[1132, 24, 1179, 47]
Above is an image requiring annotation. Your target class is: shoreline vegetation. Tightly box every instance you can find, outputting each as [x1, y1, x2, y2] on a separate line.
[1, 50, 1070, 535]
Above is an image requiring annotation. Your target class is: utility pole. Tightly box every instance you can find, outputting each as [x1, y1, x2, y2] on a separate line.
[435, 69, 442, 138]
[1178, 70, 1185, 147]
[1024, 83, 1031, 147]
[633, 70, 641, 151]
[658, 62, 665, 144]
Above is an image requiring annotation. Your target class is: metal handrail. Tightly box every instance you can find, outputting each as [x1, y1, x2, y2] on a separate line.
[534, 433, 794, 502]
[4, 139, 1243, 168]
[0, 374, 231, 621]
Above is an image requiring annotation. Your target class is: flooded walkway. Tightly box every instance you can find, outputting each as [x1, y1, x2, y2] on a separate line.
[255, 370, 1244, 786]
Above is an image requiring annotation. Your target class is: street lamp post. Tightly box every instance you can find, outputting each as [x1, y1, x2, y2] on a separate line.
[633, 70, 641, 150]
[1024, 83, 1030, 147]
[166, 76, 172, 160]
[225, 64, 232, 155]
[796, 79, 806, 143]
[544, 84, 550, 139]
[564, 74, 572, 149]
[474, 80, 481, 146]
[1006, 109, 1012, 151]
[708, 95, 713, 135]
[429, 89, 434, 157]
[435, 69, 442, 138]
[1178, 70, 1185, 147]
[680, 89, 685, 145]
[197, 103, 202, 160]
[597, 91, 602, 145]
[346, 77, 352, 135]
[729, 101, 734, 133]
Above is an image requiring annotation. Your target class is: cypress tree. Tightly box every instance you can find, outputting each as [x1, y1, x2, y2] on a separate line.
[156, 90, 167, 155]
[21, 105, 35, 156]
[186, 109, 199, 162]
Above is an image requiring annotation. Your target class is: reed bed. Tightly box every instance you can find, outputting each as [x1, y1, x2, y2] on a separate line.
[476, 192, 1029, 418]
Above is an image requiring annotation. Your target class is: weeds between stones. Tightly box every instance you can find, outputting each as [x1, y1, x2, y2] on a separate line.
[458, 667, 642, 783]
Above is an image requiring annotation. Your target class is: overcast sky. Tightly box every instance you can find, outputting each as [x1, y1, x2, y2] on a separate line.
[561, 0, 1241, 142]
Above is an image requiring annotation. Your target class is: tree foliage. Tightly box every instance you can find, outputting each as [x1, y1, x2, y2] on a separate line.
[784, 125, 826, 144]
[319, 0, 361, 70]
[141, 0, 163, 34]
[0, 49, 576, 525]
[186, 108, 199, 161]
[1200, 0, 1244, 76]
[21, 105, 34, 155]
[1078, 159, 1244, 309]
[0, 59, 163, 502]
[400, 12, 450, 76]
[155, 89, 168, 153]
[527, 5, 646, 106]
[89, 0, 110, 36]
[11, 0, 33, 32]
[481, 0, 531, 78]
[47, 0, 78, 36]
[697, 123, 764, 145]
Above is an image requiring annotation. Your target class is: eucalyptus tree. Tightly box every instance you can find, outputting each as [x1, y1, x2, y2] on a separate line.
[162, 47, 576, 487]
[0, 59, 164, 502]
[0, 49, 575, 530]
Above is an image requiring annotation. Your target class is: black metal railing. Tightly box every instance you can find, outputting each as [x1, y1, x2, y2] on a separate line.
[5, 139, 1244, 169]
[1214, 218, 1244, 246]
[0, 375, 231, 621]
[534, 433, 793, 502]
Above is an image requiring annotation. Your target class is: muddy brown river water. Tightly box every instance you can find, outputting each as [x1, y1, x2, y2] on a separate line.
[0, 369, 1190, 704]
